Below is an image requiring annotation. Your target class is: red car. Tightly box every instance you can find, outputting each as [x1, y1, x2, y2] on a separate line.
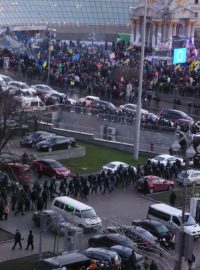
[136, 175, 174, 194]
[32, 159, 70, 179]
[0, 162, 32, 183]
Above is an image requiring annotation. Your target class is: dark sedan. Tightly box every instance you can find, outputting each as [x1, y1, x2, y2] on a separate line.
[110, 245, 144, 269]
[36, 135, 76, 152]
[81, 247, 121, 269]
[31, 159, 70, 179]
[132, 219, 173, 249]
[20, 131, 55, 148]
[88, 233, 137, 250]
[122, 225, 161, 252]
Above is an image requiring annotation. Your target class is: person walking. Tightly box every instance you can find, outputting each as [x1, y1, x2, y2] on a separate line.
[25, 230, 34, 250]
[4, 201, 10, 220]
[169, 191, 177, 206]
[12, 229, 22, 250]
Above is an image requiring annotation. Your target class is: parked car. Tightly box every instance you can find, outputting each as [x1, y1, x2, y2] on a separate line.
[36, 135, 76, 152]
[0, 162, 32, 184]
[0, 74, 13, 84]
[132, 219, 173, 248]
[177, 169, 200, 186]
[41, 252, 91, 270]
[79, 96, 100, 107]
[90, 100, 116, 111]
[81, 247, 121, 269]
[32, 210, 66, 234]
[8, 81, 29, 94]
[102, 161, 136, 174]
[150, 154, 184, 166]
[31, 84, 57, 96]
[160, 109, 193, 123]
[88, 233, 137, 249]
[136, 175, 174, 193]
[110, 245, 144, 268]
[20, 131, 55, 148]
[31, 159, 70, 179]
[119, 103, 148, 115]
[122, 225, 161, 252]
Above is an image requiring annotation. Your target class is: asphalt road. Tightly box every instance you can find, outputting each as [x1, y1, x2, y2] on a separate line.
[0, 186, 174, 269]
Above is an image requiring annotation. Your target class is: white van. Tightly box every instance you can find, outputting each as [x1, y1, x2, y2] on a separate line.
[15, 96, 44, 110]
[52, 196, 102, 230]
[147, 203, 200, 237]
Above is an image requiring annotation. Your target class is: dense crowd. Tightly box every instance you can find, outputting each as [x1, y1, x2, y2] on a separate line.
[0, 157, 184, 220]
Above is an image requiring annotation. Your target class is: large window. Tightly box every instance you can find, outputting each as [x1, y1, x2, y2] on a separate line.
[0, 0, 139, 26]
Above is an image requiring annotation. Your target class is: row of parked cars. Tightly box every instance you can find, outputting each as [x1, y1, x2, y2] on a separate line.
[33, 195, 177, 270]
[20, 130, 76, 152]
[0, 74, 76, 110]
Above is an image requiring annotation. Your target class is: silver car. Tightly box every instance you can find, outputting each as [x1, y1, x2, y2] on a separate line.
[177, 169, 200, 186]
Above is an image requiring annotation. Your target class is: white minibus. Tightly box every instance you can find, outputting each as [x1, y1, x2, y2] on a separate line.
[52, 196, 102, 230]
[147, 203, 200, 237]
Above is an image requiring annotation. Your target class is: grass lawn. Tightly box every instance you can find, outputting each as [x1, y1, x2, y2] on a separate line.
[0, 252, 53, 270]
[61, 141, 147, 174]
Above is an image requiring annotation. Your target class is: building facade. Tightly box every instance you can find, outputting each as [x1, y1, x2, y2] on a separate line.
[130, 0, 197, 49]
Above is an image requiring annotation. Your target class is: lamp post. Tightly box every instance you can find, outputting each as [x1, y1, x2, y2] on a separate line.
[47, 28, 56, 84]
[172, 130, 195, 269]
[134, 0, 147, 160]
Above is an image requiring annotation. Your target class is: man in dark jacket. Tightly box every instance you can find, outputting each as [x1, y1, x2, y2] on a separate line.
[12, 229, 22, 250]
[25, 230, 34, 250]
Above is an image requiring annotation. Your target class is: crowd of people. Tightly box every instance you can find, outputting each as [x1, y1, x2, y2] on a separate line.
[0, 157, 184, 221]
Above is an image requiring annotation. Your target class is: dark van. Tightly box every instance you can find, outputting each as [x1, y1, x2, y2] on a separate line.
[40, 252, 91, 270]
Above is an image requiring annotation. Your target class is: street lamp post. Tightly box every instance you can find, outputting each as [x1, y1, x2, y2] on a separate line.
[172, 131, 195, 269]
[47, 28, 56, 84]
[134, 0, 147, 160]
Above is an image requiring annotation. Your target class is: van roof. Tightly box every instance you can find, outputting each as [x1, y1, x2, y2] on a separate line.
[53, 196, 92, 211]
[149, 203, 189, 216]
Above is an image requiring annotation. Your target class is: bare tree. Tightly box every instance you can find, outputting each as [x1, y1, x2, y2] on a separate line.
[0, 92, 27, 152]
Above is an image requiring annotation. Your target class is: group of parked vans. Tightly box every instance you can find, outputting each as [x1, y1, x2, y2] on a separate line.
[50, 196, 200, 240]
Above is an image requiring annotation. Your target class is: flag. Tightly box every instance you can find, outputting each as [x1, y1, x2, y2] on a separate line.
[43, 61, 47, 68]
[37, 51, 41, 59]
[72, 53, 80, 62]
[126, 45, 133, 51]
[123, 59, 130, 65]
[67, 47, 73, 54]
[174, 64, 181, 70]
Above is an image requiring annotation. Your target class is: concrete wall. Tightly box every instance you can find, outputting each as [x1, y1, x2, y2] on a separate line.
[36, 146, 85, 160]
[39, 122, 159, 157]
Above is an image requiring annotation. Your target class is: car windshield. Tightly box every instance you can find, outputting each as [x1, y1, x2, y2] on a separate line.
[81, 209, 97, 218]
[105, 163, 115, 169]
[31, 133, 40, 139]
[48, 161, 63, 168]
[179, 171, 189, 178]
[155, 224, 169, 233]
[184, 215, 196, 226]
[142, 230, 155, 240]
[45, 137, 56, 143]
[154, 156, 165, 161]
[119, 236, 135, 247]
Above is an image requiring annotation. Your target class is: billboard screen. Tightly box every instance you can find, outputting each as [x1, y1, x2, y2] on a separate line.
[173, 48, 187, 64]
